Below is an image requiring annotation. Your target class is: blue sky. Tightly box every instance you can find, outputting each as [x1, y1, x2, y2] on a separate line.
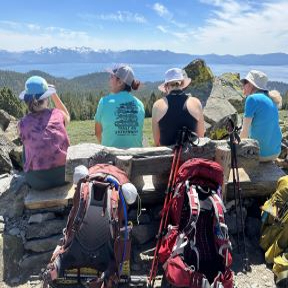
[0, 0, 287, 55]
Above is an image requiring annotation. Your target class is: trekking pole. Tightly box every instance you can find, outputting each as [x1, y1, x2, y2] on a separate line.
[227, 119, 241, 253]
[227, 118, 251, 273]
[148, 127, 188, 288]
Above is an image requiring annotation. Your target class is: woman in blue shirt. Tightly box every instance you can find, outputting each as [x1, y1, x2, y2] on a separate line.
[240, 70, 282, 162]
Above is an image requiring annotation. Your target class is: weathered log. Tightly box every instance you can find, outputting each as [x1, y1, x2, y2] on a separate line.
[24, 183, 75, 210]
[65, 143, 172, 182]
[215, 145, 231, 202]
[65, 139, 261, 203]
[236, 139, 259, 168]
[114, 155, 133, 177]
[226, 163, 285, 200]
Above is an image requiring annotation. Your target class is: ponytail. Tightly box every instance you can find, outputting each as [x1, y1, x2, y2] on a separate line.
[131, 79, 140, 91]
[123, 79, 141, 92]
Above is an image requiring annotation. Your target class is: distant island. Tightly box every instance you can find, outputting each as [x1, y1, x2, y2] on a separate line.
[1, 47, 288, 66]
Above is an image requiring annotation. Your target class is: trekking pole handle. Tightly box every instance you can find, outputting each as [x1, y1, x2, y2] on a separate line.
[176, 126, 188, 147]
[227, 117, 241, 144]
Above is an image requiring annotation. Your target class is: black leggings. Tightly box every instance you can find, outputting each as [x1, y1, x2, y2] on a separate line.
[25, 165, 66, 190]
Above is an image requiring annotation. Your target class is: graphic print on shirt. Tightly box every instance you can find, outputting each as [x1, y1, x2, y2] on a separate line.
[114, 101, 139, 136]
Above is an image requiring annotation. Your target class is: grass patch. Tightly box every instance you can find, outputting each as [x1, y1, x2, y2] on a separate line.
[67, 110, 287, 146]
[67, 120, 98, 146]
[67, 118, 154, 146]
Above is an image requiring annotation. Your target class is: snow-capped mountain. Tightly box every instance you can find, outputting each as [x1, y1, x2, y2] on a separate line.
[0, 47, 288, 65]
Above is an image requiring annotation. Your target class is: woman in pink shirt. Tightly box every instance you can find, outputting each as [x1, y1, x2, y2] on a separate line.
[18, 76, 70, 190]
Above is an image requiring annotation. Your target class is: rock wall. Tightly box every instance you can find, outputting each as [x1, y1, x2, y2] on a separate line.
[0, 110, 22, 174]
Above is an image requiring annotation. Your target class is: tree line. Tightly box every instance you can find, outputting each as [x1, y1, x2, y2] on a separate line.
[0, 86, 161, 120]
[1, 69, 288, 119]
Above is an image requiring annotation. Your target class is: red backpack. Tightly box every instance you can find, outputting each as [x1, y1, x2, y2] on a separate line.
[43, 164, 133, 288]
[158, 158, 233, 288]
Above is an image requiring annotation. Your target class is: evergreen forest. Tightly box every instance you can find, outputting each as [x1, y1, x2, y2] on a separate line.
[1, 69, 288, 120]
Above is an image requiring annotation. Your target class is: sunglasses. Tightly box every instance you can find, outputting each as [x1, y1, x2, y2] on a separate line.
[109, 74, 117, 80]
[242, 79, 249, 86]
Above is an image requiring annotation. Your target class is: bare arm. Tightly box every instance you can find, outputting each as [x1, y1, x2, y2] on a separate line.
[51, 93, 70, 125]
[240, 117, 253, 139]
[95, 122, 102, 144]
[152, 102, 161, 146]
[187, 97, 205, 137]
[196, 110, 205, 137]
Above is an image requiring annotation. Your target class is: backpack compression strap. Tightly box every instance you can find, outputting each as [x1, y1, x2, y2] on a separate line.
[169, 183, 201, 269]
[170, 184, 231, 269]
[209, 194, 231, 267]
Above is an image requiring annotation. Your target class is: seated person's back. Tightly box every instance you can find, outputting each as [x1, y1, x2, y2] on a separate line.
[152, 68, 205, 146]
[240, 70, 282, 162]
[18, 76, 70, 190]
[94, 64, 145, 148]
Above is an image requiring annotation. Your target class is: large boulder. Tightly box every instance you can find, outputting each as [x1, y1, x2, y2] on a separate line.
[0, 110, 22, 172]
[0, 109, 15, 132]
[0, 135, 14, 174]
[0, 173, 27, 218]
[218, 73, 245, 113]
[184, 59, 214, 105]
[204, 73, 244, 139]
[4, 120, 21, 145]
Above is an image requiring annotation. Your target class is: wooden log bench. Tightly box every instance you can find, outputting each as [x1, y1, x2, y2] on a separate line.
[24, 138, 285, 209]
[226, 164, 285, 200]
[24, 183, 75, 210]
[64, 138, 284, 203]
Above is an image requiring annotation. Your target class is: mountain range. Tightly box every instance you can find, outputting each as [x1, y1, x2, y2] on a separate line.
[1, 47, 288, 66]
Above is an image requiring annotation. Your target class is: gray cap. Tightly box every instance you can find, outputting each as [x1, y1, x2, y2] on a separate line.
[108, 64, 135, 86]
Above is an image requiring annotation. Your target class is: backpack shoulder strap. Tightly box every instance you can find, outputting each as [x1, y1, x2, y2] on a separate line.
[183, 183, 200, 235]
[210, 193, 232, 266]
[72, 182, 91, 231]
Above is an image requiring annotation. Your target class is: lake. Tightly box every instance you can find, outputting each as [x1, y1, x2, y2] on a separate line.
[0, 62, 288, 83]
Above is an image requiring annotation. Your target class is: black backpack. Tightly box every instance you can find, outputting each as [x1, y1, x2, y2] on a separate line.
[43, 164, 133, 288]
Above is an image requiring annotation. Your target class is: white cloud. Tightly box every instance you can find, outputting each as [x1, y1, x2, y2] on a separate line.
[152, 3, 172, 19]
[80, 11, 147, 24]
[157, 25, 168, 33]
[0, 21, 153, 52]
[152, 3, 187, 31]
[191, 0, 288, 54]
[0, 22, 94, 51]
[0, 1, 287, 54]
[153, 0, 288, 54]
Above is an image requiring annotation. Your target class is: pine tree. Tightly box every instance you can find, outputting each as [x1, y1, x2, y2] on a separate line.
[0, 87, 24, 118]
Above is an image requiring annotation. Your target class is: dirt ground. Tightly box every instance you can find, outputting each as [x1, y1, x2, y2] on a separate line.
[0, 246, 284, 288]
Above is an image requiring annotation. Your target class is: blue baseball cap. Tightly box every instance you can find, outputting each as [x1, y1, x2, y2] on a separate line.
[19, 76, 56, 102]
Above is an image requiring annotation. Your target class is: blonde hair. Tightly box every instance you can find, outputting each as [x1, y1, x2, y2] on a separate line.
[27, 98, 49, 113]
[268, 90, 282, 109]
[166, 80, 183, 90]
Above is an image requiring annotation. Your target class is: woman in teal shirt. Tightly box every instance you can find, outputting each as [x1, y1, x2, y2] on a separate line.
[94, 64, 145, 148]
[240, 70, 282, 162]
